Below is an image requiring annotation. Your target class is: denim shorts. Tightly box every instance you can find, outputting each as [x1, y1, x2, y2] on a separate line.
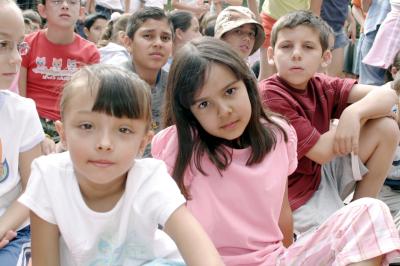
[333, 28, 349, 50]
[0, 226, 31, 266]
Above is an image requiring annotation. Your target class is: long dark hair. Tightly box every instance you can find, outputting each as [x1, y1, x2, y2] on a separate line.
[163, 37, 288, 198]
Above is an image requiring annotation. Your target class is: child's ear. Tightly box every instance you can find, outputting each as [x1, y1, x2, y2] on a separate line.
[138, 130, 154, 156]
[55, 120, 67, 148]
[37, 4, 47, 19]
[79, 6, 85, 17]
[117, 31, 127, 46]
[175, 28, 183, 41]
[321, 49, 332, 68]
[83, 27, 90, 38]
[123, 35, 133, 54]
[266, 46, 275, 66]
[391, 66, 398, 78]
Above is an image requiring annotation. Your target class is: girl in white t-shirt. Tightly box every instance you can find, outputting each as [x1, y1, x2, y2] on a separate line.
[0, 1, 44, 266]
[19, 64, 222, 266]
[151, 37, 400, 265]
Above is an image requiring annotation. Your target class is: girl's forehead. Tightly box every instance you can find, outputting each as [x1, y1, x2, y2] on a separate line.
[0, 6, 25, 40]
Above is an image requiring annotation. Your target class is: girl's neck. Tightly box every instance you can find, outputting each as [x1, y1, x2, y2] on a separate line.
[45, 27, 75, 45]
[133, 63, 159, 87]
[77, 173, 127, 213]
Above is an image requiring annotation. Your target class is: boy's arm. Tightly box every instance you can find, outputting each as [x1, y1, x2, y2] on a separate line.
[333, 83, 397, 155]
[0, 143, 41, 246]
[31, 211, 60, 266]
[171, 0, 209, 16]
[361, 0, 372, 13]
[278, 182, 293, 248]
[310, 0, 322, 16]
[352, 4, 365, 27]
[247, 0, 259, 21]
[346, 6, 357, 44]
[307, 83, 398, 162]
[18, 67, 28, 97]
[164, 205, 223, 266]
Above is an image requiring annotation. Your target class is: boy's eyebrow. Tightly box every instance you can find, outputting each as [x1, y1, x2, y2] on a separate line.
[139, 28, 172, 35]
[192, 79, 239, 104]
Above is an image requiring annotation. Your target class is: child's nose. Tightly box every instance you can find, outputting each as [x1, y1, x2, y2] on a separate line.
[9, 46, 22, 65]
[218, 102, 232, 117]
[291, 47, 302, 60]
[96, 132, 113, 151]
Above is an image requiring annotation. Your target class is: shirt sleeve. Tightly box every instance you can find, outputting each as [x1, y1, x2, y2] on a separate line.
[265, 92, 320, 159]
[18, 158, 57, 224]
[135, 160, 186, 227]
[19, 98, 45, 153]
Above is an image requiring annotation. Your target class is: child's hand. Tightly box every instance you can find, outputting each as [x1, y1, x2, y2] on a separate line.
[41, 137, 56, 155]
[0, 230, 17, 248]
[334, 109, 361, 156]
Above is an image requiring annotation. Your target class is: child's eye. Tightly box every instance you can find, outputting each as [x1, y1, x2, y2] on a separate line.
[79, 123, 93, 130]
[280, 44, 291, 49]
[119, 127, 133, 134]
[304, 44, 314, 49]
[198, 101, 209, 109]
[0, 40, 11, 50]
[225, 87, 237, 96]
[161, 35, 171, 42]
[143, 34, 152, 40]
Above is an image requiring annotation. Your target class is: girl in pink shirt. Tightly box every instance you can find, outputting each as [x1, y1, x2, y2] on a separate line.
[151, 37, 400, 265]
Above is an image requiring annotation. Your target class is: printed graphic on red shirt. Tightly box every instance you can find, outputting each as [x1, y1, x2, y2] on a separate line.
[32, 57, 78, 81]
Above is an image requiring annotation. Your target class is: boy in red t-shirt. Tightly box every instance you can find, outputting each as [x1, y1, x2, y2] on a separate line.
[259, 10, 400, 234]
[19, 0, 100, 153]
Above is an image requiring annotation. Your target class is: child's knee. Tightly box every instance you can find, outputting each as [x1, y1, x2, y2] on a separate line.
[367, 117, 400, 144]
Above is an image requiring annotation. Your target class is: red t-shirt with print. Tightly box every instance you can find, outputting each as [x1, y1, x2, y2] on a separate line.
[22, 30, 100, 120]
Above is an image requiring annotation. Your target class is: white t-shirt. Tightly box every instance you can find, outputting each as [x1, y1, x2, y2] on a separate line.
[0, 90, 44, 218]
[19, 152, 186, 266]
[96, 0, 124, 10]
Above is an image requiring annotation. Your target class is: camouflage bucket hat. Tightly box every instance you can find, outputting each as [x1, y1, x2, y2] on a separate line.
[214, 6, 265, 56]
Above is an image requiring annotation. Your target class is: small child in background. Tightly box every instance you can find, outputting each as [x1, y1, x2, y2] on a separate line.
[19, 0, 100, 154]
[0, 1, 44, 265]
[123, 7, 172, 156]
[22, 9, 42, 33]
[83, 13, 108, 44]
[152, 36, 400, 265]
[98, 14, 131, 65]
[164, 10, 201, 72]
[19, 64, 223, 266]
[214, 6, 265, 61]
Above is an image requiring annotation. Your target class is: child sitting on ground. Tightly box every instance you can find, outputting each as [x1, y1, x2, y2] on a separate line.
[259, 10, 400, 235]
[19, 64, 223, 266]
[0, 1, 44, 265]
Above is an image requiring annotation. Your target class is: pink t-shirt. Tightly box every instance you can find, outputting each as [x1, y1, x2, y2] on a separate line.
[259, 73, 355, 211]
[22, 30, 100, 120]
[152, 118, 297, 265]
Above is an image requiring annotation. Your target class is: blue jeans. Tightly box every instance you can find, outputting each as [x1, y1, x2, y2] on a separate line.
[0, 226, 31, 266]
[95, 5, 122, 20]
[358, 31, 386, 85]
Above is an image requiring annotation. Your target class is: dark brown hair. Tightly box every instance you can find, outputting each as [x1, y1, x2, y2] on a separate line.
[163, 37, 288, 198]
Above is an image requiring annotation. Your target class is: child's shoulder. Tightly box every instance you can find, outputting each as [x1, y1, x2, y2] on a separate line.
[1, 90, 36, 112]
[23, 29, 43, 43]
[151, 125, 179, 158]
[267, 116, 297, 142]
[33, 152, 73, 174]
